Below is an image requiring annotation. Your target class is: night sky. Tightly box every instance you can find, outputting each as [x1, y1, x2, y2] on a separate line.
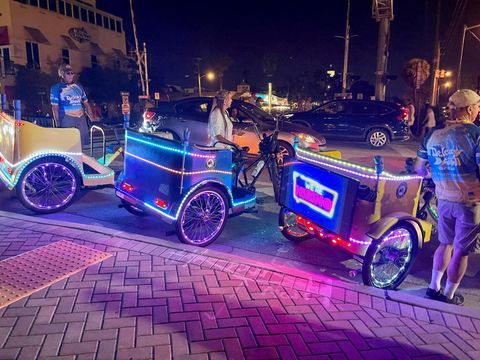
[96, 0, 477, 98]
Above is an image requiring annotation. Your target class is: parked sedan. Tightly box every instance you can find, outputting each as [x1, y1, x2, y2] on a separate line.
[139, 97, 326, 161]
[282, 100, 409, 148]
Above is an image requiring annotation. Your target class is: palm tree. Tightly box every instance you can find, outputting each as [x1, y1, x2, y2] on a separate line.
[213, 55, 233, 90]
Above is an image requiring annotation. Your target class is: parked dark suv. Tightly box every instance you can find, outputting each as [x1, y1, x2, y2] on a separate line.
[282, 100, 409, 148]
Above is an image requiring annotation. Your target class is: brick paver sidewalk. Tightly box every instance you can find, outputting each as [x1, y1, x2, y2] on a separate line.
[0, 214, 480, 359]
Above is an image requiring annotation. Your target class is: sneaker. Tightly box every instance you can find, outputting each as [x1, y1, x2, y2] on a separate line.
[439, 293, 465, 306]
[425, 287, 443, 300]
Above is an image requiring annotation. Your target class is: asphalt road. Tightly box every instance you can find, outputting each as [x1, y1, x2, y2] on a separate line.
[2, 138, 480, 309]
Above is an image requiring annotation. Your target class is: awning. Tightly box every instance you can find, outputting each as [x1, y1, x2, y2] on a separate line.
[61, 35, 78, 50]
[111, 48, 125, 57]
[90, 42, 105, 55]
[24, 26, 49, 44]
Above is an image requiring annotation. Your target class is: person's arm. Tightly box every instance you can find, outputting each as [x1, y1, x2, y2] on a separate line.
[414, 134, 429, 176]
[83, 101, 96, 122]
[51, 104, 59, 127]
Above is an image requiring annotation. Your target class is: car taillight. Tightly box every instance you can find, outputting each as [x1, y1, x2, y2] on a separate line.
[121, 182, 134, 192]
[397, 107, 408, 121]
[143, 111, 156, 121]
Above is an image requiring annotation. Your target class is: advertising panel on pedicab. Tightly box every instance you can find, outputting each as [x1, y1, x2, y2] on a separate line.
[280, 161, 360, 240]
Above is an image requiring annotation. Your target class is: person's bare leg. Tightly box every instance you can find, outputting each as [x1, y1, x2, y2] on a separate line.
[429, 244, 452, 291]
[444, 249, 469, 299]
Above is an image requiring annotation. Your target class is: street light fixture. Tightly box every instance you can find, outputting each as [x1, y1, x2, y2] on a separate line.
[458, 23, 480, 89]
[197, 71, 215, 96]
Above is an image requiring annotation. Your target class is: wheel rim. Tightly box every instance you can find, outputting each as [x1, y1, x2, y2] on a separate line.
[180, 191, 226, 245]
[369, 227, 414, 288]
[370, 132, 387, 147]
[277, 145, 290, 165]
[21, 163, 77, 211]
[282, 209, 308, 238]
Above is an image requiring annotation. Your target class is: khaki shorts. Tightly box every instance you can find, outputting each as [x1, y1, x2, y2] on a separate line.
[437, 200, 480, 252]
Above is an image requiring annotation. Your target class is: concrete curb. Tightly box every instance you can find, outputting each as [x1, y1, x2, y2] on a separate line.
[1, 209, 479, 321]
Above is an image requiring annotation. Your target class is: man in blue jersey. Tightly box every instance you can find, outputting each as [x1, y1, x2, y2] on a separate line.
[416, 89, 480, 305]
[50, 64, 95, 146]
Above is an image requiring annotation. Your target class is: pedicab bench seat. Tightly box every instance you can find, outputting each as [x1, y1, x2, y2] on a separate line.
[116, 130, 255, 223]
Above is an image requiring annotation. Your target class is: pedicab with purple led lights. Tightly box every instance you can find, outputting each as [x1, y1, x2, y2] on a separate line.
[115, 128, 282, 246]
[277, 146, 433, 289]
[0, 111, 115, 213]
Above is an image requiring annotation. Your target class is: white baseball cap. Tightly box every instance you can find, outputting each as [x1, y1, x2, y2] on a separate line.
[448, 89, 480, 109]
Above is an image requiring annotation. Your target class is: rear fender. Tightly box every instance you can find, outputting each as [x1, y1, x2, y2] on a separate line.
[366, 212, 425, 249]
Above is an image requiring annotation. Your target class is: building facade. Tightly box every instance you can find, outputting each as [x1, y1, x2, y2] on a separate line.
[0, 0, 127, 99]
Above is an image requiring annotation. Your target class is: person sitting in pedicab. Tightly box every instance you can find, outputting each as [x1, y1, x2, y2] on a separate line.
[50, 64, 96, 148]
[207, 90, 243, 151]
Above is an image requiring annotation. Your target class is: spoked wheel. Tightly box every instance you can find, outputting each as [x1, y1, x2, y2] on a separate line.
[362, 223, 419, 289]
[176, 187, 228, 247]
[278, 207, 312, 242]
[16, 159, 79, 214]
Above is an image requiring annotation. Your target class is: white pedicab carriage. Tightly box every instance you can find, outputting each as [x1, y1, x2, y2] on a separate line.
[0, 111, 115, 213]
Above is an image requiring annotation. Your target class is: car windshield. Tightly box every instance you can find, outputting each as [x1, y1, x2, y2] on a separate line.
[237, 102, 275, 124]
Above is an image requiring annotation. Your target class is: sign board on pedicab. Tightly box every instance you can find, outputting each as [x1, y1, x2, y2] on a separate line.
[279, 161, 359, 240]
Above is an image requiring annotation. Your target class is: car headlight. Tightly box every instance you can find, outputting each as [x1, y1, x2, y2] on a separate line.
[293, 133, 325, 150]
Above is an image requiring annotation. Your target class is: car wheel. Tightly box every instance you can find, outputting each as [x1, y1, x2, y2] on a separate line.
[276, 141, 294, 165]
[367, 129, 389, 149]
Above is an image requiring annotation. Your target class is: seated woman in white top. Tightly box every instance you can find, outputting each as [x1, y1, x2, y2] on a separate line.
[207, 90, 241, 149]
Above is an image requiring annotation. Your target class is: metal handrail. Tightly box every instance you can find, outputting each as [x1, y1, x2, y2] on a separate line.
[90, 125, 106, 165]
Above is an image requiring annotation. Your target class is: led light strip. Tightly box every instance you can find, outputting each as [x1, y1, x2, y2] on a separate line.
[0, 149, 82, 168]
[296, 148, 423, 181]
[127, 135, 216, 159]
[120, 179, 256, 221]
[125, 151, 232, 175]
[1, 152, 113, 188]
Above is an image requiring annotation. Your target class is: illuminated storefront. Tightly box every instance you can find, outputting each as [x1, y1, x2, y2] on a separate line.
[0, 0, 126, 99]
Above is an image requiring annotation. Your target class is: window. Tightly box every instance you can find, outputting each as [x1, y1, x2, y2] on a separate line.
[110, 18, 115, 31]
[62, 49, 69, 64]
[96, 13, 102, 26]
[81, 8, 87, 22]
[103, 16, 109, 29]
[48, 0, 56, 11]
[88, 10, 95, 24]
[1, 47, 14, 75]
[115, 20, 122, 33]
[25, 42, 40, 69]
[14, 0, 28, 4]
[176, 100, 211, 122]
[39, 0, 48, 9]
[65, 2, 72, 16]
[352, 102, 378, 115]
[73, 5, 79, 18]
[29, 0, 39, 6]
[58, 0, 65, 14]
[91, 54, 97, 68]
[320, 102, 348, 114]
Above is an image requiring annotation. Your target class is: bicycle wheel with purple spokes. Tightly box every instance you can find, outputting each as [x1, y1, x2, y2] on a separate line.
[19, 162, 77, 213]
[177, 188, 227, 246]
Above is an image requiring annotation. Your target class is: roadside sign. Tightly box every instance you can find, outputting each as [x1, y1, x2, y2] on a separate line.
[122, 103, 130, 115]
[154, 92, 160, 100]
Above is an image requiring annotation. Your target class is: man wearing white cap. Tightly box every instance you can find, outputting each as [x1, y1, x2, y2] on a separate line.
[416, 89, 480, 305]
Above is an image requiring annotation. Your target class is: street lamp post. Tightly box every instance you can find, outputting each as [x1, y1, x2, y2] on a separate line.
[197, 72, 215, 96]
[458, 23, 480, 89]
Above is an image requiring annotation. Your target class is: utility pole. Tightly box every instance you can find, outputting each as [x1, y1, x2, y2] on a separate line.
[195, 58, 202, 96]
[143, 42, 149, 97]
[430, 0, 441, 105]
[373, 0, 394, 101]
[458, 24, 480, 89]
[342, 0, 351, 96]
[130, 0, 145, 95]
